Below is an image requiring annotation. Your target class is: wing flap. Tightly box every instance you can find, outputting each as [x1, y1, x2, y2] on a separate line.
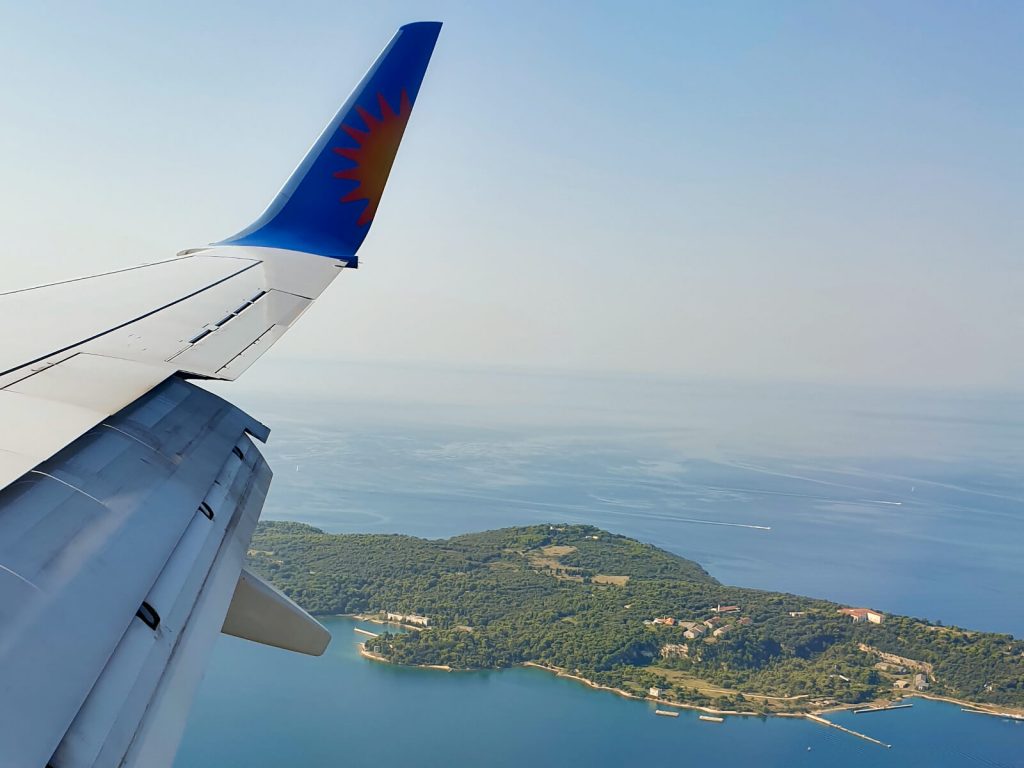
[116, 454, 269, 768]
[0, 378, 265, 766]
[68, 435, 272, 768]
[221, 568, 330, 656]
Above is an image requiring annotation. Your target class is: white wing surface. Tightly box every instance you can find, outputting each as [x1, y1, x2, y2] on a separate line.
[0, 21, 442, 768]
[0, 248, 339, 494]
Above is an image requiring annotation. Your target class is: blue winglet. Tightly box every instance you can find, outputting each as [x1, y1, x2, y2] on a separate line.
[218, 22, 442, 266]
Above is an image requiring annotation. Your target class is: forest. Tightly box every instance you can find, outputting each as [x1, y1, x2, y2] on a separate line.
[248, 521, 1024, 712]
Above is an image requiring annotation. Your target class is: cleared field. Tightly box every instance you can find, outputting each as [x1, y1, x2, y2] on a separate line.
[650, 666, 808, 703]
[592, 574, 630, 586]
[540, 545, 577, 557]
[527, 544, 584, 581]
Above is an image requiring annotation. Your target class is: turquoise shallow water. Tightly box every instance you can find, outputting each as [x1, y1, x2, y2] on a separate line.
[177, 617, 1024, 768]
[180, 377, 1024, 766]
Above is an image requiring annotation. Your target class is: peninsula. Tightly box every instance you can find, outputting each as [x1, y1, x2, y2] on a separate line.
[247, 522, 1024, 716]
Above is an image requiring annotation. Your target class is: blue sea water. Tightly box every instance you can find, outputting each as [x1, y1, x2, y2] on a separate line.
[177, 617, 1024, 768]
[179, 368, 1024, 766]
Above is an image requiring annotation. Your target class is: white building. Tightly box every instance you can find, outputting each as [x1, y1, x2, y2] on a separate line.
[839, 608, 884, 624]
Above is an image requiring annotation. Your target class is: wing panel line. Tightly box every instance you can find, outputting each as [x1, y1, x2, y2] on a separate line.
[0, 259, 262, 378]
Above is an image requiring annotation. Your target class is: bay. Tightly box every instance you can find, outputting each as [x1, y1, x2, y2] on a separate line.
[176, 617, 1024, 768]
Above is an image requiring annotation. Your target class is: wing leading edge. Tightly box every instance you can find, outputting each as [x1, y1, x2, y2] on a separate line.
[0, 22, 441, 768]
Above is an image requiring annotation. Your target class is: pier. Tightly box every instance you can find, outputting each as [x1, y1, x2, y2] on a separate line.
[699, 715, 724, 723]
[655, 710, 679, 717]
[854, 703, 913, 714]
[805, 714, 891, 748]
[353, 627, 380, 638]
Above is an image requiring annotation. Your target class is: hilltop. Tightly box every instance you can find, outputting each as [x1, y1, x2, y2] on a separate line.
[248, 522, 1024, 714]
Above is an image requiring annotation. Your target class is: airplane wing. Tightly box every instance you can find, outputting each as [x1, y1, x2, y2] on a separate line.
[0, 21, 441, 768]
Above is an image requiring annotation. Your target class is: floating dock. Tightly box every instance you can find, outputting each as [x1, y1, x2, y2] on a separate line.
[353, 627, 379, 638]
[854, 703, 913, 714]
[805, 714, 891, 748]
[655, 710, 679, 717]
[699, 715, 725, 723]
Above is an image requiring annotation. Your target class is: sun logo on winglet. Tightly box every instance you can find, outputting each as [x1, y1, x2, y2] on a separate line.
[332, 90, 413, 226]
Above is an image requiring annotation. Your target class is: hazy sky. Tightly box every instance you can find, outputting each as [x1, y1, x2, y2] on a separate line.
[0, 1, 1020, 390]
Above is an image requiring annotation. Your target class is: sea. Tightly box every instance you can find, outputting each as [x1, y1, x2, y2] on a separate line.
[177, 363, 1024, 767]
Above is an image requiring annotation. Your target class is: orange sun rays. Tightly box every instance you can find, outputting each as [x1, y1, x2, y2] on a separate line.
[332, 90, 413, 226]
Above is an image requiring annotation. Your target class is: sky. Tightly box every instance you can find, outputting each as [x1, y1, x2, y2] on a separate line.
[0, 1, 1020, 391]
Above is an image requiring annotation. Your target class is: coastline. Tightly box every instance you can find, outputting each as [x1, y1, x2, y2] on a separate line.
[358, 642, 453, 672]
[904, 692, 1024, 719]
[519, 664, 1024, 720]
[354, 644, 810, 719]
[351, 638, 1019, 722]
[520, 661, 770, 718]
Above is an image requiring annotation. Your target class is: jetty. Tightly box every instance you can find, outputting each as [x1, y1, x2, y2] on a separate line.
[699, 715, 724, 723]
[805, 714, 891, 748]
[853, 703, 912, 714]
[353, 627, 379, 638]
[655, 710, 679, 717]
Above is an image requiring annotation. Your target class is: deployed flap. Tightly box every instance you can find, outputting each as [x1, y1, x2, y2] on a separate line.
[221, 568, 331, 656]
